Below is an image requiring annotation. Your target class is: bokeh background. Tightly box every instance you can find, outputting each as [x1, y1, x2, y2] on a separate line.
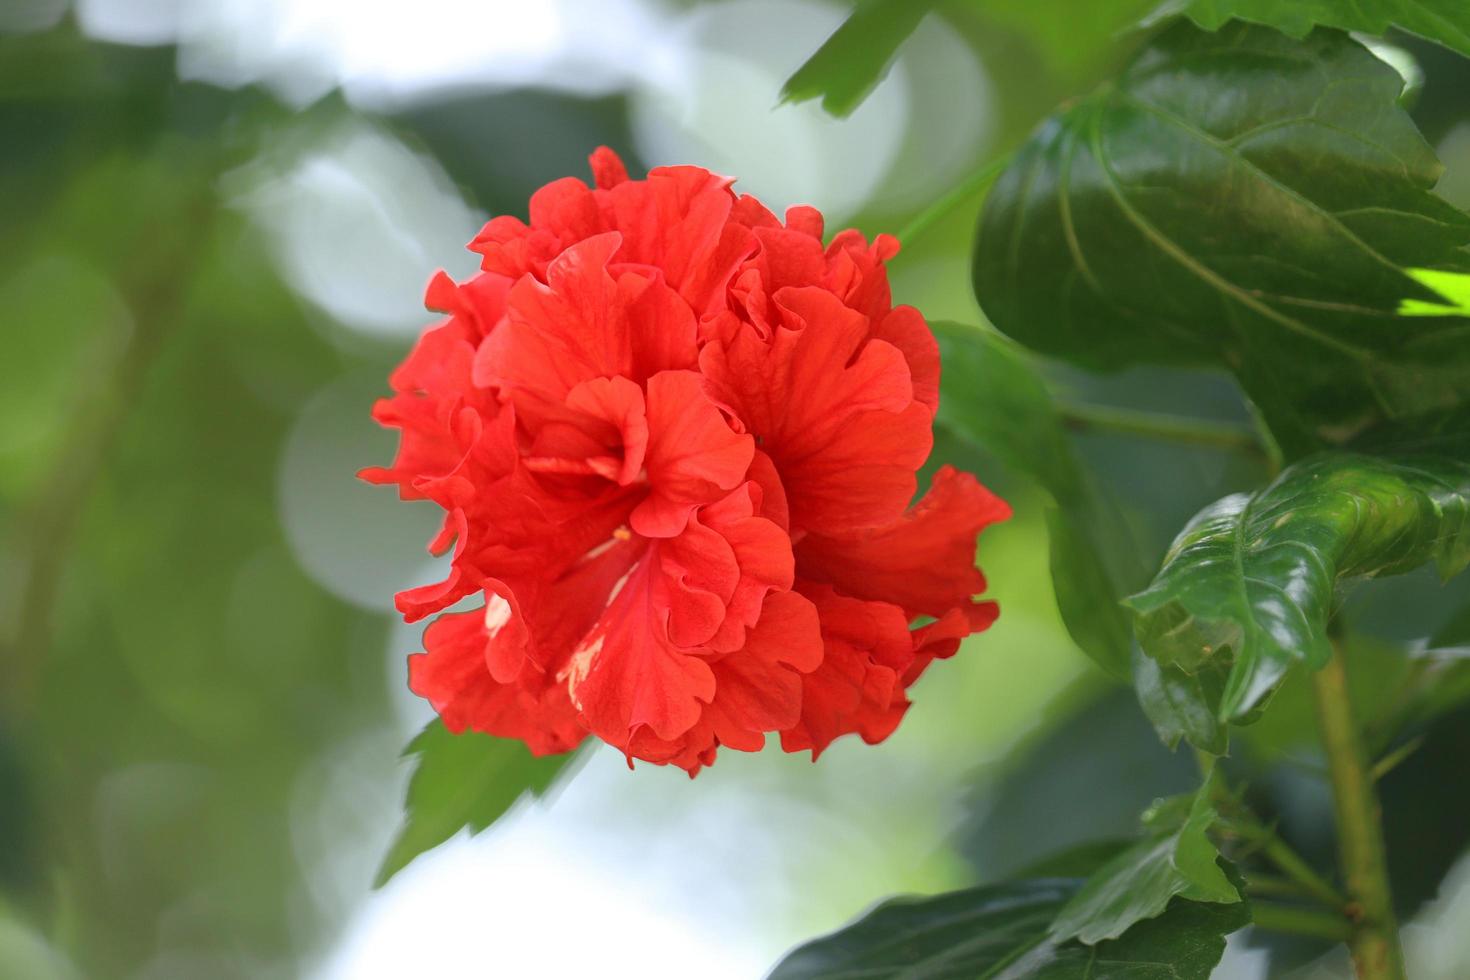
[4, 2, 1470, 978]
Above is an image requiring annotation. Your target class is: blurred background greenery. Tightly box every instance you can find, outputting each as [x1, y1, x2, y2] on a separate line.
[3, 2, 1470, 978]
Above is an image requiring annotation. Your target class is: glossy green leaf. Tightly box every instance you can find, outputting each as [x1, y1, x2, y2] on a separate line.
[1132, 648, 1228, 755]
[933, 321, 1136, 676]
[1129, 452, 1470, 723]
[1152, 0, 1470, 60]
[376, 722, 573, 887]
[768, 877, 1247, 979]
[1050, 784, 1240, 944]
[779, 0, 930, 117]
[974, 22, 1470, 456]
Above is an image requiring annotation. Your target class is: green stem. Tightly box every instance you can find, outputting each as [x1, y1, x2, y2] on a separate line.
[1369, 736, 1423, 783]
[895, 153, 1012, 250]
[1225, 811, 1347, 910]
[1058, 403, 1265, 458]
[1251, 902, 1353, 942]
[1313, 633, 1406, 980]
[1244, 873, 1313, 900]
[1199, 755, 1347, 911]
[1256, 834, 1349, 912]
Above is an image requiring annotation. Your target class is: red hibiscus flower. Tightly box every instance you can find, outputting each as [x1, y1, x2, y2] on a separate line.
[365, 147, 1009, 774]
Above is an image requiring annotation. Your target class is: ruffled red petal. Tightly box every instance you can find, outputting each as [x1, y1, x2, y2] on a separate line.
[368, 149, 1009, 773]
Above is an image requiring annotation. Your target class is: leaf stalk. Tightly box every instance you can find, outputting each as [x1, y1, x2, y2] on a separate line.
[1250, 902, 1352, 942]
[895, 153, 1012, 250]
[1057, 403, 1265, 458]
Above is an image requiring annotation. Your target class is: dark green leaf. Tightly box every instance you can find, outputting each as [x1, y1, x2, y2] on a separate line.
[376, 721, 574, 887]
[779, 0, 930, 117]
[1430, 595, 1470, 650]
[1050, 784, 1240, 944]
[1132, 647, 1228, 754]
[1040, 897, 1250, 978]
[1129, 452, 1470, 723]
[1152, 0, 1470, 60]
[1015, 839, 1136, 880]
[959, 691, 1198, 881]
[933, 321, 1137, 676]
[974, 21, 1470, 455]
[768, 878, 1248, 979]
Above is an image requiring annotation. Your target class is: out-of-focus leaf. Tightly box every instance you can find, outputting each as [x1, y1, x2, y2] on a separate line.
[1400, 268, 1470, 317]
[1132, 649, 1228, 755]
[1361, 601, 1470, 753]
[1014, 839, 1135, 880]
[377, 722, 573, 887]
[974, 22, 1470, 456]
[944, 0, 1158, 80]
[783, 0, 1161, 119]
[779, 0, 930, 117]
[1377, 705, 1470, 915]
[1151, 0, 1470, 60]
[768, 877, 1248, 979]
[933, 321, 1137, 676]
[1129, 452, 1470, 723]
[959, 690, 1197, 881]
[1050, 784, 1240, 944]
[1431, 596, 1470, 650]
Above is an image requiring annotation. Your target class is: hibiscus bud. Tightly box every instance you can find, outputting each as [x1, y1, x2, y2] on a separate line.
[364, 148, 1010, 774]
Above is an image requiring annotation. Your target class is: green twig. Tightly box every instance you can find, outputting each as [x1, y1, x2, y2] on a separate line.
[1058, 403, 1266, 458]
[1202, 758, 1347, 912]
[1255, 834, 1349, 912]
[1313, 632, 1406, 980]
[1244, 873, 1314, 900]
[1225, 814, 1347, 911]
[1369, 736, 1423, 783]
[1251, 903, 1353, 942]
[895, 153, 1012, 250]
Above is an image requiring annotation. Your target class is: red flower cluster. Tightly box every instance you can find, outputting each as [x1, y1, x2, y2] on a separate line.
[366, 148, 1009, 773]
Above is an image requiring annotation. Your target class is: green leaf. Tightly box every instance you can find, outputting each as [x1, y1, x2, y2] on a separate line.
[974, 21, 1470, 456]
[376, 721, 573, 887]
[1015, 839, 1136, 880]
[1050, 784, 1240, 944]
[779, 0, 930, 118]
[768, 878, 1248, 979]
[1402, 268, 1470, 317]
[933, 321, 1137, 676]
[1431, 596, 1470, 650]
[1152, 0, 1470, 60]
[1129, 452, 1470, 723]
[1132, 648, 1229, 755]
[782, 0, 1160, 119]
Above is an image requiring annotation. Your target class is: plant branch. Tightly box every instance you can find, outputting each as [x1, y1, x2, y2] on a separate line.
[1255, 834, 1348, 911]
[1226, 816, 1347, 911]
[1369, 736, 1423, 783]
[895, 153, 1012, 250]
[1244, 874, 1314, 900]
[1201, 757, 1347, 911]
[1313, 631, 1406, 980]
[1251, 902, 1352, 942]
[1057, 403, 1266, 458]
